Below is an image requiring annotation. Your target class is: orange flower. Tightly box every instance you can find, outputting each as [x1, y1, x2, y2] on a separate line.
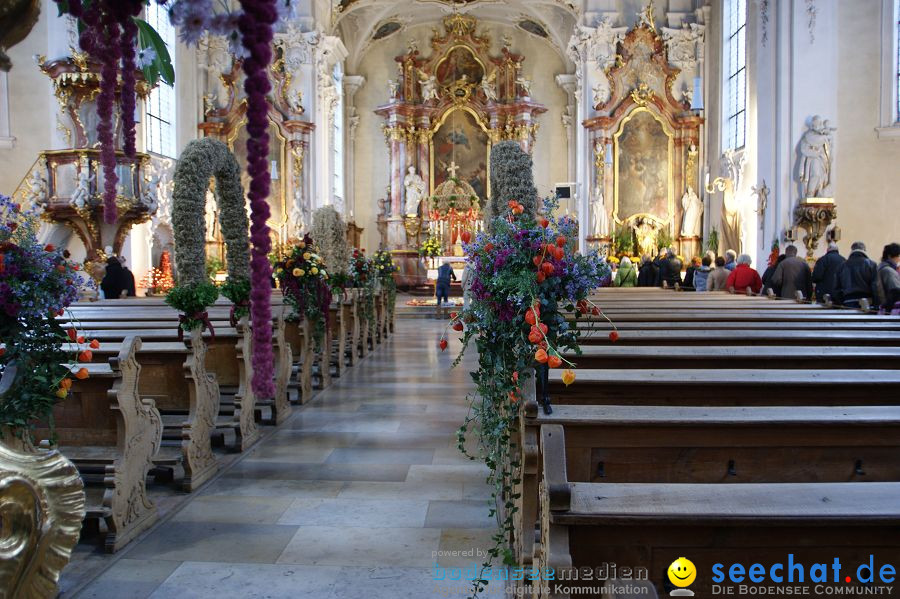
[78, 350, 92, 362]
[511, 371, 519, 383]
[67, 329, 77, 341]
[539, 218, 549, 228]
[534, 348, 548, 364]
[75, 368, 89, 380]
[608, 331, 619, 343]
[76, 336, 85, 344]
[507, 200, 517, 209]
[55, 387, 68, 399]
[561, 369, 576, 386]
[44, 244, 55, 252]
[548, 354, 562, 368]
[439, 339, 448, 351]
[89, 339, 100, 349]
[524, 309, 537, 326]
[508, 389, 521, 403]
[556, 236, 567, 247]
[60, 377, 73, 389]
[0, 347, 5, 357]
[532, 255, 542, 267]
[541, 262, 554, 275]
[528, 330, 542, 344]
[536, 271, 546, 283]
[484, 243, 494, 252]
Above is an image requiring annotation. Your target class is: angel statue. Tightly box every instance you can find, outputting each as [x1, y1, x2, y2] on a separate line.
[481, 69, 498, 102]
[515, 74, 532, 97]
[418, 70, 439, 102]
[71, 168, 94, 210]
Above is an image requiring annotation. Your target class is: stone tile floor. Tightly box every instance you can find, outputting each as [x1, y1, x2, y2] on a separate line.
[66, 315, 510, 599]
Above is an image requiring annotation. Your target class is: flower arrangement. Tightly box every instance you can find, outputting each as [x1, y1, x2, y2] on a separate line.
[372, 249, 398, 315]
[484, 141, 539, 226]
[348, 249, 376, 327]
[607, 256, 620, 266]
[446, 195, 613, 595]
[706, 226, 720, 254]
[0, 194, 95, 436]
[612, 224, 634, 256]
[273, 235, 331, 351]
[419, 236, 442, 258]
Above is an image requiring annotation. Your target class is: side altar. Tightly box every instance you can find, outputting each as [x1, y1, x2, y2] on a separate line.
[373, 14, 546, 287]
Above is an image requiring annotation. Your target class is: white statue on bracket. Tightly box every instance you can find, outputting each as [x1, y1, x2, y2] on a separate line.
[71, 168, 94, 210]
[798, 115, 836, 198]
[403, 166, 426, 217]
[592, 184, 609, 238]
[418, 71, 439, 102]
[481, 69, 498, 102]
[680, 185, 703, 237]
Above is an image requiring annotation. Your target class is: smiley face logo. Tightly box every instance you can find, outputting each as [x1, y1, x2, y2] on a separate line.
[668, 557, 697, 588]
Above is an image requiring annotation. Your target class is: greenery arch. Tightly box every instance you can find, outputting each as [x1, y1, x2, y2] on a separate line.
[168, 138, 250, 327]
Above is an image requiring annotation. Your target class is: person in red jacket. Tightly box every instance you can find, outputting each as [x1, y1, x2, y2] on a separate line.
[726, 253, 763, 295]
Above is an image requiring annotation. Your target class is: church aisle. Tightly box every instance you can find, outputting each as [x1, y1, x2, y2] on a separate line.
[74, 317, 502, 599]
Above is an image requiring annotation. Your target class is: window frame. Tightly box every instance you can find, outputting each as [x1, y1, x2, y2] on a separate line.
[877, 0, 900, 138]
[143, 3, 177, 157]
[722, 0, 747, 151]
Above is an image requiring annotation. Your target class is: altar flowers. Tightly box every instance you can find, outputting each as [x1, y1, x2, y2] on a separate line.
[445, 195, 612, 597]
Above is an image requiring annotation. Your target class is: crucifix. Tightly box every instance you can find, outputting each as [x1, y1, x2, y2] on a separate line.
[446, 161, 460, 178]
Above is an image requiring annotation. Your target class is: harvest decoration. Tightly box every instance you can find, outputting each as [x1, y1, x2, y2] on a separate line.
[0, 194, 94, 436]
[273, 235, 331, 351]
[348, 249, 376, 329]
[372, 250, 398, 312]
[445, 194, 614, 597]
[167, 138, 251, 333]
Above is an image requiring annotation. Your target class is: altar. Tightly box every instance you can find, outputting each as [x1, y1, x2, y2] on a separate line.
[373, 14, 546, 287]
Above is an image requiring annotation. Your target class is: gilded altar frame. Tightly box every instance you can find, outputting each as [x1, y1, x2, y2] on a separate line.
[612, 105, 675, 227]
[428, 104, 492, 199]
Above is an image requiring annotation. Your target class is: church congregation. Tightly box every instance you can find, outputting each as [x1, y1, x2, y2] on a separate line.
[1, 1, 899, 599]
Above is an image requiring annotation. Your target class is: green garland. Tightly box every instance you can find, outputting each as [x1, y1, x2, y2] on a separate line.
[168, 138, 250, 326]
[310, 206, 351, 277]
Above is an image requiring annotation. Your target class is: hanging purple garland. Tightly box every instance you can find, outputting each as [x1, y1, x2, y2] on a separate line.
[54, 0, 144, 224]
[237, 0, 277, 399]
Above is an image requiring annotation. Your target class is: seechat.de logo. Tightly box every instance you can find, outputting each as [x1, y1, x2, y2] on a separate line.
[668, 557, 697, 597]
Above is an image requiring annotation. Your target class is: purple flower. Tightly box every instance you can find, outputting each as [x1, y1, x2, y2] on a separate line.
[172, 0, 213, 46]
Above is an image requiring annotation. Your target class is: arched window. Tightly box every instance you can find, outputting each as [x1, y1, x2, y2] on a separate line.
[144, 3, 176, 157]
[722, 0, 747, 151]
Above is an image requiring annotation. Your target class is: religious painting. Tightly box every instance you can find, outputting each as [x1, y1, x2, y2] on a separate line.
[431, 108, 490, 200]
[372, 21, 401, 40]
[435, 46, 485, 87]
[613, 107, 674, 225]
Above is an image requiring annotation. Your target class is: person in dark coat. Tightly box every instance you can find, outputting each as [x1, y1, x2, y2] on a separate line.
[435, 262, 456, 306]
[655, 249, 683, 288]
[811, 242, 845, 303]
[761, 254, 786, 296]
[770, 245, 812, 299]
[833, 241, 878, 308]
[636, 255, 658, 287]
[100, 256, 135, 299]
[876, 243, 900, 311]
[682, 256, 700, 289]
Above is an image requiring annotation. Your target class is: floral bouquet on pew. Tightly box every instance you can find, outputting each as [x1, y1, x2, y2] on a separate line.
[273, 235, 331, 351]
[0, 194, 96, 437]
[372, 249, 398, 310]
[348, 248, 376, 327]
[442, 195, 612, 591]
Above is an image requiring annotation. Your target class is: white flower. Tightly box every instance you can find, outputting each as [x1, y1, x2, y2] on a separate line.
[136, 46, 157, 69]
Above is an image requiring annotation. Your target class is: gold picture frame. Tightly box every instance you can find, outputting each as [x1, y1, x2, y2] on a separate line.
[612, 105, 675, 228]
[429, 105, 492, 199]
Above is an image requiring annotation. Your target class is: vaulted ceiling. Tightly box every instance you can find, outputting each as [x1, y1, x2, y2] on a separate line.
[334, 0, 579, 72]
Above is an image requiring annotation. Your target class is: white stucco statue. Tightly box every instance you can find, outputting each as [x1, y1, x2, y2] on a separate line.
[591, 186, 609, 238]
[142, 171, 161, 213]
[515, 74, 532, 97]
[388, 79, 399, 100]
[71, 168, 94, 210]
[403, 166, 426, 217]
[481, 70, 498, 102]
[680, 185, 703, 237]
[798, 115, 835, 198]
[418, 71, 439, 102]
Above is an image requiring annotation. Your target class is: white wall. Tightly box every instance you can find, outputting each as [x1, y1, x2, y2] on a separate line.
[350, 23, 571, 252]
[835, 0, 900, 254]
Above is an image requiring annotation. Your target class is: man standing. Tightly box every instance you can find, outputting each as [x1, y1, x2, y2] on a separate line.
[812, 241, 845, 303]
[833, 241, 878, 308]
[770, 245, 812, 300]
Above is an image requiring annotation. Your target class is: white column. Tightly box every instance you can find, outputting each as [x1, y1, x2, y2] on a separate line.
[343, 74, 365, 221]
[0, 72, 14, 149]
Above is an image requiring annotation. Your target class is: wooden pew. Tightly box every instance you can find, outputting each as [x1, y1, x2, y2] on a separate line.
[575, 329, 900, 347]
[64, 333, 220, 492]
[567, 345, 900, 370]
[34, 337, 162, 552]
[516, 401, 900, 566]
[542, 368, 900, 406]
[534, 425, 900, 599]
[70, 324, 260, 452]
